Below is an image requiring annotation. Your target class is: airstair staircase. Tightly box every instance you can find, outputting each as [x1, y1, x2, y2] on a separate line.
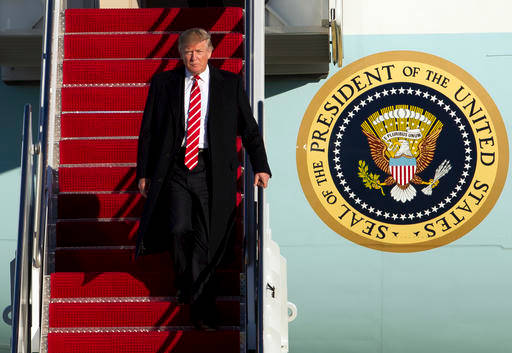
[12, 2, 294, 353]
[51, 6, 244, 353]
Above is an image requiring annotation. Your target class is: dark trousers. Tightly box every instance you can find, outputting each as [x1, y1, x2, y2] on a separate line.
[165, 148, 217, 322]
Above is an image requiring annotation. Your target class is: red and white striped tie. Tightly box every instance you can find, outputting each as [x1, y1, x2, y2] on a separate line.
[184, 75, 201, 170]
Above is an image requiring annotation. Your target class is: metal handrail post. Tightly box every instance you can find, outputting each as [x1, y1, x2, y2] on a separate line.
[32, 147, 42, 268]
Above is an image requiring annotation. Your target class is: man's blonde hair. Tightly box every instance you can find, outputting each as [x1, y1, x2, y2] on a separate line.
[178, 28, 214, 52]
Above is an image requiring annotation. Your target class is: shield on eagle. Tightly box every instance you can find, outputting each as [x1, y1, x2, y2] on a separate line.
[389, 156, 417, 186]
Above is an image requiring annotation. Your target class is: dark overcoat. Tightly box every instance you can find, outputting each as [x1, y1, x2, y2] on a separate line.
[135, 64, 271, 267]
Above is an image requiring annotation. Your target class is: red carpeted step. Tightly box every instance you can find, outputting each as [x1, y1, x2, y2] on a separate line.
[57, 192, 241, 219]
[56, 219, 138, 246]
[60, 140, 242, 170]
[55, 248, 168, 273]
[59, 166, 242, 193]
[59, 167, 137, 192]
[55, 247, 242, 273]
[49, 300, 240, 328]
[60, 138, 137, 164]
[60, 113, 142, 138]
[58, 193, 143, 219]
[57, 219, 243, 250]
[65, 8, 244, 33]
[64, 33, 244, 59]
[56, 219, 242, 247]
[61, 86, 148, 112]
[51, 272, 170, 298]
[62, 58, 243, 84]
[50, 271, 241, 298]
[47, 330, 239, 353]
[60, 112, 245, 139]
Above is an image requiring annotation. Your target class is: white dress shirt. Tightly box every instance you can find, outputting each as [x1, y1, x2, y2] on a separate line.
[183, 66, 210, 148]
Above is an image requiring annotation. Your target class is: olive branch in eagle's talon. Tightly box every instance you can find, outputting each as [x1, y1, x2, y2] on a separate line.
[358, 160, 386, 196]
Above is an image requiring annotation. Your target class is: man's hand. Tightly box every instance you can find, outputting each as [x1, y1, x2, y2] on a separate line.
[254, 172, 270, 189]
[138, 178, 150, 198]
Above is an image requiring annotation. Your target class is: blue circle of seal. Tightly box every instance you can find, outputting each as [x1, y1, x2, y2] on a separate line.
[328, 82, 477, 225]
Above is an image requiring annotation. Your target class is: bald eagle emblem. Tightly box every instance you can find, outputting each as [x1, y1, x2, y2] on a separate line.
[359, 106, 452, 203]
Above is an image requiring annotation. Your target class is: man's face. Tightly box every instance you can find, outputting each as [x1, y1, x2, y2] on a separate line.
[181, 39, 212, 76]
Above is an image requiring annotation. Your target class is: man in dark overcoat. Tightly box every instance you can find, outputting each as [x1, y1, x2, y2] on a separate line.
[135, 28, 271, 329]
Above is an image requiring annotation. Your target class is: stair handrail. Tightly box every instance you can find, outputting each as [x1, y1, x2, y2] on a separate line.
[244, 0, 266, 352]
[11, 104, 36, 353]
[257, 126, 265, 353]
[30, 0, 55, 350]
[33, 0, 53, 271]
[11, 0, 54, 351]
[244, 0, 255, 350]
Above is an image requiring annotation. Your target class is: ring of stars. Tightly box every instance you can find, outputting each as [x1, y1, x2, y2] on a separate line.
[331, 85, 475, 222]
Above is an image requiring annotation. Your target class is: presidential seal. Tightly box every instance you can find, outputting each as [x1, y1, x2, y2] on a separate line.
[296, 51, 509, 252]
